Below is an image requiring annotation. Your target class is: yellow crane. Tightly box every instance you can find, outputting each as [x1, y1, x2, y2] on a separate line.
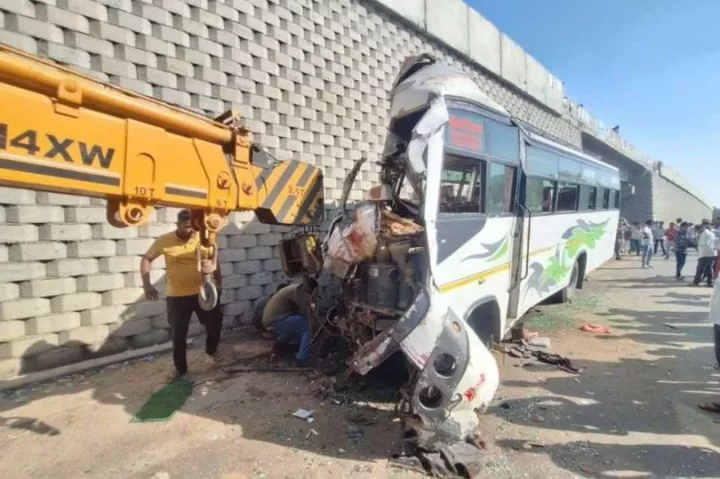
[0, 44, 325, 304]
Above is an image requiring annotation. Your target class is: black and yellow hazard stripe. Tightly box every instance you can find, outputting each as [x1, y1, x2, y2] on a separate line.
[254, 159, 324, 226]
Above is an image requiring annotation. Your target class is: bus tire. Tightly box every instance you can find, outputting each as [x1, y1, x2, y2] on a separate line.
[558, 260, 580, 304]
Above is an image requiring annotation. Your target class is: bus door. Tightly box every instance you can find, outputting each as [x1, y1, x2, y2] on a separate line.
[424, 106, 521, 344]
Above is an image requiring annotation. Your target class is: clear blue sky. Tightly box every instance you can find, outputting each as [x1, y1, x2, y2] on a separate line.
[470, 0, 720, 206]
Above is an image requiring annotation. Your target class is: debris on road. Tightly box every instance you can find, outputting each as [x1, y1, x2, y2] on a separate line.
[534, 351, 581, 374]
[528, 337, 551, 348]
[698, 402, 720, 413]
[347, 427, 364, 440]
[292, 409, 315, 422]
[662, 323, 680, 330]
[579, 323, 613, 334]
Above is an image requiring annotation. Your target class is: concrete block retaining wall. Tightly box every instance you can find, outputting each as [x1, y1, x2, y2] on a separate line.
[0, 0, 711, 378]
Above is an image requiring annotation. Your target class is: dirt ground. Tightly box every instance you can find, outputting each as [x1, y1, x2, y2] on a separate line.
[2, 251, 720, 479]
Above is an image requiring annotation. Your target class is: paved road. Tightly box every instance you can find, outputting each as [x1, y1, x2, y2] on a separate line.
[480, 250, 720, 478]
[1, 250, 719, 478]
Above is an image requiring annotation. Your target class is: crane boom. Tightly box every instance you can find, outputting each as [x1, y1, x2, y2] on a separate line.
[0, 44, 324, 248]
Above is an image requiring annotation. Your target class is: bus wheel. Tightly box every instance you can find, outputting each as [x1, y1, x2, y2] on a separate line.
[558, 260, 580, 303]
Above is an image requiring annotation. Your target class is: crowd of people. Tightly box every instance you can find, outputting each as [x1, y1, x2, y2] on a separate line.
[616, 217, 720, 286]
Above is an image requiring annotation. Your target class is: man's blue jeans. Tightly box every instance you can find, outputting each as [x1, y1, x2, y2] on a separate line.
[641, 244, 653, 267]
[273, 314, 311, 361]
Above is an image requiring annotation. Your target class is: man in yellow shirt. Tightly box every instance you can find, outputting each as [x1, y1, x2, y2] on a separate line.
[141, 210, 223, 377]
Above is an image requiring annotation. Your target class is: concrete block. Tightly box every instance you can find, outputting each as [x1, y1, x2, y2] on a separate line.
[109, 76, 154, 96]
[109, 8, 152, 34]
[38, 42, 92, 70]
[152, 24, 190, 47]
[58, 325, 110, 345]
[546, 74, 565, 113]
[234, 260, 261, 275]
[47, 258, 99, 277]
[235, 285, 264, 301]
[249, 271, 273, 286]
[89, 19, 135, 45]
[259, 233, 283, 246]
[88, 336, 128, 356]
[36, 5, 90, 33]
[0, 321, 25, 342]
[68, 240, 116, 258]
[111, 318, 152, 338]
[23, 346, 85, 372]
[91, 55, 137, 78]
[0, 298, 51, 321]
[220, 288, 235, 305]
[9, 242, 67, 261]
[500, 33, 527, 90]
[39, 224, 92, 241]
[65, 32, 115, 56]
[114, 238, 154, 256]
[223, 274, 248, 289]
[0, 30, 37, 54]
[0, 359, 21, 380]
[468, 8, 501, 76]
[26, 313, 82, 335]
[20, 278, 77, 298]
[6, 205, 64, 223]
[101, 287, 144, 305]
[58, 0, 109, 21]
[0, 187, 35, 205]
[36, 192, 90, 205]
[0, 334, 59, 359]
[5, 13, 64, 43]
[65, 206, 107, 223]
[138, 66, 177, 88]
[81, 306, 123, 325]
[177, 47, 212, 67]
[223, 300, 251, 316]
[241, 222, 271, 234]
[91, 223, 138, 240]
[50, 292, 102, 313]
[98, 255, 141, 273]
[0, 283, 19, 302]
[114, 45, 157, 68]
[0, 263, 45, 284]
[263, 258, 282, 272]
[157, 55, 194, 77]
[123, 269, 165, 288]
[130, 329, 169, 348]
[247, 246, 273, 260]
[134, 2, 172, 25]
[123, 300, 166, 321]
[218, 248, 247, 263]
[138, 222, 175, 238]
[76, 273, 125, 292]
[151, 314, 169, 330]
[0, 244, 6, 263]
[0, 224, 39, 243]
[0, 0, 35, 16]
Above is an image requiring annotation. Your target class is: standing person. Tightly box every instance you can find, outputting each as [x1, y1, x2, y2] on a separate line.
[630, 222, 643, 255]
[141, 209, 224, 379]
[615, 219, 628, 260]
[692, 220, 717, 287]
[664, 222, 678, 259]
[641, 220, 654, 268]
[262, 277, 318, 367]
[653, 221, 667, 256]
[674, 222, 690, 280]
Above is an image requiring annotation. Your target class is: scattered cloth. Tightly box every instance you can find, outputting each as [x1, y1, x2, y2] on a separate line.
[698, 402, 720, 413]
[534, 351, 581, 374]
[579, 323, 612, 334]
[132, 378, 193, 423]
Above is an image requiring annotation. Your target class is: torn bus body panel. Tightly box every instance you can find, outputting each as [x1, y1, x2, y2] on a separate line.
[280, 54, 500, 458]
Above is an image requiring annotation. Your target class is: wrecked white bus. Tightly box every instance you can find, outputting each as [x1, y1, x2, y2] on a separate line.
[280, 54, 620, 468]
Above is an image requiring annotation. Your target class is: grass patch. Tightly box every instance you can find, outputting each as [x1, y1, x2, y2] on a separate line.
[524, 311, 575, 332]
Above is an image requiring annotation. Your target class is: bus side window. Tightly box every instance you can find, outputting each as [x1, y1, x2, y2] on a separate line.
[588, 186, 597, 210]
[601, 188, 611, 209]
[613, 190, 621, 209]
[556, 182, 579, 212]
[486, 163, 516, 215]
[526, 177, 556, 213]
[439, 154, 484, 214]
